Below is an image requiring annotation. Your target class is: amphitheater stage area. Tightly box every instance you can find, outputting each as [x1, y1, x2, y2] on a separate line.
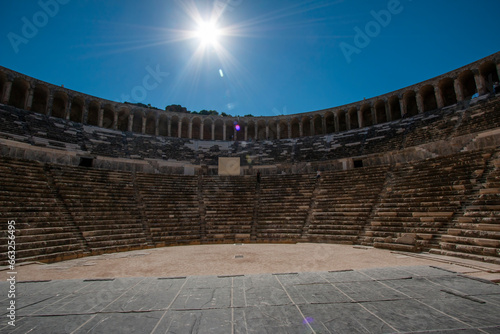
[1, 244, 500, 333]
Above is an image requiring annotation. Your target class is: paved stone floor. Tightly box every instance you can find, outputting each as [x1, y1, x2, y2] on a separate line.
[1, 265, 500, 333]
[1, 244, 500, 333]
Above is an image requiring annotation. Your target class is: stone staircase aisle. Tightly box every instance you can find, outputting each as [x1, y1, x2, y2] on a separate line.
[305, 166, 390, 244]
[48, 165, 149, 255]
[0, 157, 85, 265]
[200, 176, 256, 244]
[135, 173, 201, 247]
[434, 149, 500, 263]
[256, 174, 315, 243]
[368, 150, 489, 253]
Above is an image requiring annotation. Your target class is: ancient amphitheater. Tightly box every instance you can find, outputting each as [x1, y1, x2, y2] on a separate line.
[1, 52, 500, 333]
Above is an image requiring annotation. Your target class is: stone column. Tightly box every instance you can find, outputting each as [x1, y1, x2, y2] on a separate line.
[26, 86, 34, 111]
[82, 101, 89, 124]
[2, 81, 12, 104]
[299, 121, 303, 137]
[223, 123, 226, 141]
[141, 115, 146, 134]
[357, 109, 362, 128]
[265, 124, 269, 140]
[399, 97, 406, 118]
[346, 112, 351, 130]
[435, 85, 444, 109]
[322, 115, 327, 134]
[384, 100, 391, 122]
[276, 123, 281, 140]
[334, 113, 339, 132]
[177, 120, 182, 138]
[474, 70, 486, 95]
[416, 92, 424, 114]
[254, 123, 258, 140]
[155, 117, 160, 136]
[454, 79, 464, 102]
[97, 107, 104, 128]
[200, 121, 204, 140]
[287, 120, 292, 139]
[370, 106, 376, 125]
[188, 119, 193, 139]
[46, 92, 54, 116]
[211, 122, 215, 140]
[128, 113, 134, 132]
[112, 110, 118, 130]
[65, 98, 72, 120]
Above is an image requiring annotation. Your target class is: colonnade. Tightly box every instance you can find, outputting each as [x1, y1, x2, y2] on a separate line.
[1, 54, 499, 141]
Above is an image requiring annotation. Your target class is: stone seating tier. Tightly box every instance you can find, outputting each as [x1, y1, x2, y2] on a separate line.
[365, 150, 492, 252]
[0, 158, 85, 264]
[1, 148, 500, 265]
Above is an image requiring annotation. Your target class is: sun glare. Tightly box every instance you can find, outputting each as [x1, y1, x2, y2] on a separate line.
[196, 21, 220, 46]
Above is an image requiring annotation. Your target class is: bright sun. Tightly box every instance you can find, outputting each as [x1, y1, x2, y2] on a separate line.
[196, 21, 220, 46]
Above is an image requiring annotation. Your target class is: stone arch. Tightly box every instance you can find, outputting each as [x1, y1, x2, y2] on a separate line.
[349, 107, 358, 129]
[420, 85, 438, 112]
[338, 110, 347, 132]
[404, 91, 418, 117]
[374, 100, 387, 124]
[313, 115, 323, 135]
[291, 118, 300, 138]
[9, 78, 29, 109]
[438, 78, 457, 107]
[247, 120, 256, 141]
[51, 91, 67, 119]
[192, 117, 202, 139]
[360, 104, 372, 127]
[31, 84, 49, 114]
[171, 116, 180, 138]
[278, 119, 288, 139]
[87, 101, 100, 126]
[102, 104, 114, 129]
[458, 70, 477, 99]
[479, 61, 499, 92]
[158, 114, 168, 136]
[145, 112, 156, 135]
[180, 117, 189, 138]
[257, 120, 267, 140]
[202, 118, 212, 140]
[214, 119, 224, 140]
[325, 112, 335, 134]
[302, 117, 312, 137]
[117, 107, 130, 132]
[389, 96, 401, 121]
[132, 110, 144, 133]
[70, 96, 84, 123]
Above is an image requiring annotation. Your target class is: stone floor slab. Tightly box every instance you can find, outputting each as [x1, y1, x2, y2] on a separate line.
[1, 266, 499, 333]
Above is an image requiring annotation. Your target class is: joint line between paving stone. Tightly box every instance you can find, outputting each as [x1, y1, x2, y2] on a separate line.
[319, 271, 400, 333]
[149, 277, 189, 334]
[359, 270, 478, 330]
[273, 274, 316, 334]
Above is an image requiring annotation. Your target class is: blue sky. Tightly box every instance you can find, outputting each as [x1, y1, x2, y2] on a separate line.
[1, 0, 499, 117]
